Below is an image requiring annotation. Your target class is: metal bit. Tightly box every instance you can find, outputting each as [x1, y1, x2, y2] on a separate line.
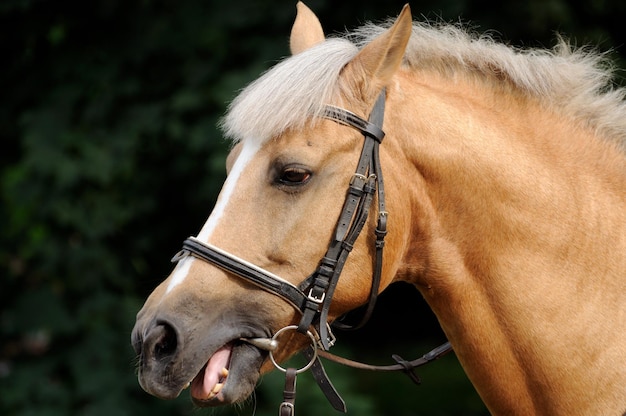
[240, 337, 279, 351]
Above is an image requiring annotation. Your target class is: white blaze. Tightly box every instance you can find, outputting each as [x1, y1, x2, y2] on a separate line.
[166, 256, 194, 294]
[165, 140, 262, 293]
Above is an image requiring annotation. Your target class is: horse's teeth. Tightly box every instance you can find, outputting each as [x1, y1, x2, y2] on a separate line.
[220, 367, 229, 378]
[183, 382, 190, 389]
[212, 382, 223, 394]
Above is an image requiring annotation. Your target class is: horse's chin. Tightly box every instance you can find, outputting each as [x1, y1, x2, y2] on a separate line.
[189, 342, 265, 407]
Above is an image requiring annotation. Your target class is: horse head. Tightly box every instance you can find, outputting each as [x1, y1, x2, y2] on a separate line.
[132, 3, 415, 407]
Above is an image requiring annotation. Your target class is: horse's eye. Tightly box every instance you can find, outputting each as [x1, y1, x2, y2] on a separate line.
[279, 167, 312, 186]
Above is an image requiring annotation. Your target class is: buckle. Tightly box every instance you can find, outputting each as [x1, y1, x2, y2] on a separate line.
[307, 288, 326, 304]
[349, 173, 367, 186]
[279, 402, 295, 416]
[324, 323, 337, 348]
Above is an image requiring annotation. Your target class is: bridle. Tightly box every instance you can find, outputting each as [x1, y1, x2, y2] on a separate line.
[171, 89, 452, 413]
[175, 90, 389, 346]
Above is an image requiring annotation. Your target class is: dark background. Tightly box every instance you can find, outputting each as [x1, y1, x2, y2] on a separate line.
[1, 0, 624, 415]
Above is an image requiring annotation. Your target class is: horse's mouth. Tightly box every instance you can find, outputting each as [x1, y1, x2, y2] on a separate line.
[188, 340, 265, 407]
[133, 312, 278, 406]
[189, 342, 233, 402]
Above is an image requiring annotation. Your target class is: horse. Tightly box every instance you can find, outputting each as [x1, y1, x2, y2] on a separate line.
[131, 2, 626, 414]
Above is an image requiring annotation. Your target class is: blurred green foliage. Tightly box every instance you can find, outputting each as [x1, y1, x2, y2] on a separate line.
[1, 0, 623, 415]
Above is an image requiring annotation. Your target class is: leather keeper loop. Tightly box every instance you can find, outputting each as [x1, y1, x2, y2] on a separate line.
[341, 241, 354, 252]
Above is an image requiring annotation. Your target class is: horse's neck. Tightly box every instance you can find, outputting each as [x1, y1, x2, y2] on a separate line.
[388, 72, 626, 415]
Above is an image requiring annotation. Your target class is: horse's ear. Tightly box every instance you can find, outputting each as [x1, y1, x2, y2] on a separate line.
[344, 4, 412, 100]
[290, 2, 325, 55]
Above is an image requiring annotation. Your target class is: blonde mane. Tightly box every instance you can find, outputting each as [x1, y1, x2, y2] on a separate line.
[221, 21, 626, 147]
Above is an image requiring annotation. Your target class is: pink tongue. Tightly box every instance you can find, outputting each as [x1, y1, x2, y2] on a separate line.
[191, 344, 233, 400]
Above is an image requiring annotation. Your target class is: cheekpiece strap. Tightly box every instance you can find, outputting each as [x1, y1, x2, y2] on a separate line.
[297, 89, 388, 349]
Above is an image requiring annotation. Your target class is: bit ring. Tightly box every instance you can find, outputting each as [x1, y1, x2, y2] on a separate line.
[268, 325, 318, 374]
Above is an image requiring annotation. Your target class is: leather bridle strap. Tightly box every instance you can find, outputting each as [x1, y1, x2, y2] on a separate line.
[280, 368, 297, 416]
[329, 92, 388, 332]
[318, 341, 453, 375]
[173, 238, 308, 312]
[297, 89, 388, 348]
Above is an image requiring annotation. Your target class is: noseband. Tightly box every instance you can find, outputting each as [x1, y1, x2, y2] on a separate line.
[171, 90, 452, 413]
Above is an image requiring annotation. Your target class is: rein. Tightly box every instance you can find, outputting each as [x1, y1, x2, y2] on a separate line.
[171, 89, 452, 413]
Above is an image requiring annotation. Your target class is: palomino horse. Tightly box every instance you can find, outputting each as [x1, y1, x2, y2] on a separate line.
[132, 2, 626, 414]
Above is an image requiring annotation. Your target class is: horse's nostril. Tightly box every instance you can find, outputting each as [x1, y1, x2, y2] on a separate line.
[139, 321, 179, 361]
[154, 323, 177, 359]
